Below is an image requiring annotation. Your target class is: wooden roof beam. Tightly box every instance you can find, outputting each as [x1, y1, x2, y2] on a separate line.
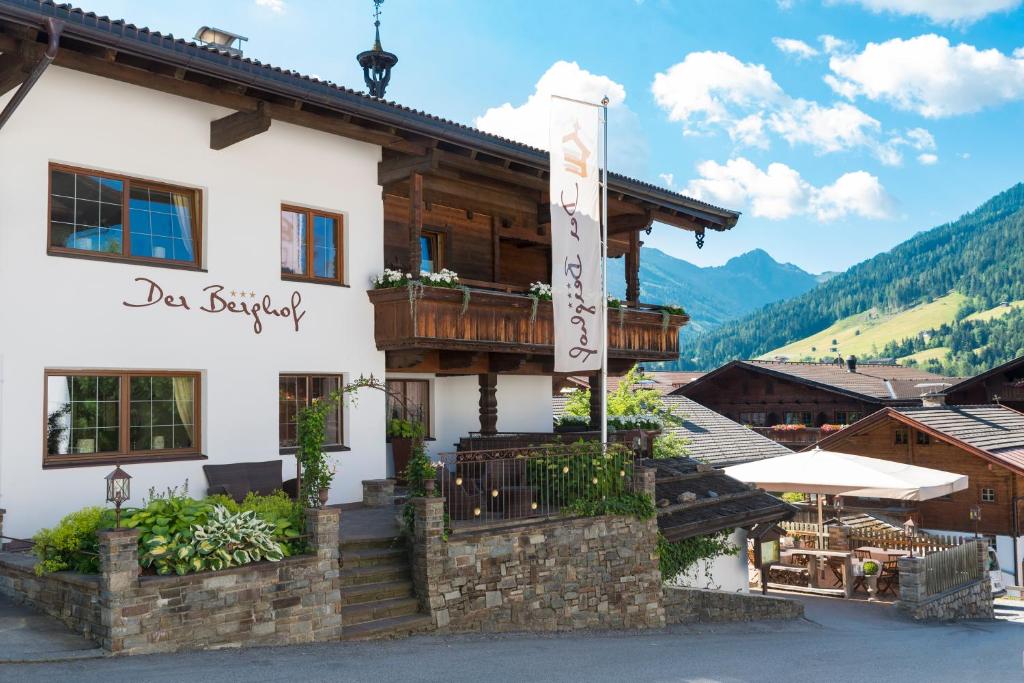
[210, 101, 271, 150]
[378, 149, 440, 187]
[608, 211, 653, 236]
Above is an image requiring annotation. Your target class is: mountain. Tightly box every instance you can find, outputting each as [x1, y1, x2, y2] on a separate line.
[668, 182, 1024, 373]
[608, 247, 822, 332]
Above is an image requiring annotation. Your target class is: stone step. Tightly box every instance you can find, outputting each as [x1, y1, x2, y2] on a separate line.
[339, 536, 403, 552]
[339, 563, 410, 587]
[341, 596, 421, 626]
[340, 613, 434, 641]
[339, 580, 415, 606]
[342, 546, 407, 568]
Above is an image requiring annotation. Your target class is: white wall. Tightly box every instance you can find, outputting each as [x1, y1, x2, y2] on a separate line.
[0, 67, 386, 537]
[668, 529, 750, 594]
[386, 373, 554, 466]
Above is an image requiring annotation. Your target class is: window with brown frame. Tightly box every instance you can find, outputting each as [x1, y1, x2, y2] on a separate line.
[916, 430, 930, 445]
[419, 230, 445, 274]
[981, 487, 996, 503]
[279, 374, 345, 453]
[280, 206, 344, 284]
[895, 428, 909, 445]
[48, 164, 201, 268]
[44, 370, 202, 468]
[386, 379, 430, 435]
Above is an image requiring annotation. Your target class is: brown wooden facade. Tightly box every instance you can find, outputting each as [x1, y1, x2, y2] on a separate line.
[677, 365, 882, 430]
[945, 355, 1024, 413]
[817, 413, 1023, 538]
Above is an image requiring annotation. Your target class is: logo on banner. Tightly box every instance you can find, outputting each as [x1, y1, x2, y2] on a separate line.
[550, 97, 602, 373]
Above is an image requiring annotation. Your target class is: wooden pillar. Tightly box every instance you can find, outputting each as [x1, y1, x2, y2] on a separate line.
[478, 373, 498, 435]
[626, 230, 640, 304]
[409, 172, 423, 276]
[491, 215, 501, 282]
[588, 374, 604, 430]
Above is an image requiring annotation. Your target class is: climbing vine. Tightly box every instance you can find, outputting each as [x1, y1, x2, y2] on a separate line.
[657, 530, 739, 587]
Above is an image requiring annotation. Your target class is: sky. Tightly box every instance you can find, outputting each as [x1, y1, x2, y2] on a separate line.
[70, 0, 1024, 273]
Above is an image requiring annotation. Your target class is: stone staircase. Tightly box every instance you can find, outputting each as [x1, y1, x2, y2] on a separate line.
[338, 536, 432, 640]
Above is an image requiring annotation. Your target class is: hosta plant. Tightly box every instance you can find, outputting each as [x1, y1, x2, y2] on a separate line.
[191, 506, 285, 571]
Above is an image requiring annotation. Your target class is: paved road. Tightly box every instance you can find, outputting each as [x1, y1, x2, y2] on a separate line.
[3, 593, 1024, 682]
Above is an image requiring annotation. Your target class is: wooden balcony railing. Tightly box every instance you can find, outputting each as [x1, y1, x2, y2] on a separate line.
[367, 285, 687, 361]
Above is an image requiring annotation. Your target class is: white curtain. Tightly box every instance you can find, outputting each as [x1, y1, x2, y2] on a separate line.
[171, 192, 194, 259]
[172, 377, 195, 445]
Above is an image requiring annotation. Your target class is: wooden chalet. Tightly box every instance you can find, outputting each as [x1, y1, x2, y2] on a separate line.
[815, 403, 1024, 582]
[0, 1, 739, 450]
[672, 359, 961, 450]
[943, 354, 1024, 413]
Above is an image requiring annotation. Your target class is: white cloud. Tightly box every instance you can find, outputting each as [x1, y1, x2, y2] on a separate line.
[777, 0, 796, 8]
[773, 37, 819, 59]
[475, 61, 647, 176]
[917, 153, 939, 165]
[820, 34, 855, 55]
[830, 0, 1021, 24]
[958, 152, 971, 160]
[651, 50, 930, 164]
[827, 35, 1024, 117]
[255, 0, 286, 14]
[684, 157, 892, 222]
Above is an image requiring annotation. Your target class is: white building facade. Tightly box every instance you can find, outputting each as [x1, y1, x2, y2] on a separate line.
[0, 67, 393, 537]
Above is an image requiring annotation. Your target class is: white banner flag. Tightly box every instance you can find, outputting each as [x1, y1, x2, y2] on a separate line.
[550, 96, 603, 373]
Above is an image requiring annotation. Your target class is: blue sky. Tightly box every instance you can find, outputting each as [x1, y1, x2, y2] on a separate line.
[74, 1, 1024, 273]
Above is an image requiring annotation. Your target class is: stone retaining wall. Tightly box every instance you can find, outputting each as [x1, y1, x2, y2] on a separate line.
[663, 586, 804, 624]
[896, 541, 993, 621]
[0, 508, 342, 655]
[0, 552, 103, 641]
[411, 467, 665, 633]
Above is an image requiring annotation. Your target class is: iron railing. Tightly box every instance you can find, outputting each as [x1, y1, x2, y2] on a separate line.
[437, 442, 637, 528]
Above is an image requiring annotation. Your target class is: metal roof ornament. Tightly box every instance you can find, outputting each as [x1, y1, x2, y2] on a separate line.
[357, 0, 398, 98]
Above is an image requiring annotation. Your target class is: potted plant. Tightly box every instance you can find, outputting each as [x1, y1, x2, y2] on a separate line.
[388, 418, 426, 483]
[862, 559, 880, 600]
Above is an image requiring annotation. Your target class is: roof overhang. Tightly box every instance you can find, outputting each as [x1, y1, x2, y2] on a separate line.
[0, 1, 740, 233]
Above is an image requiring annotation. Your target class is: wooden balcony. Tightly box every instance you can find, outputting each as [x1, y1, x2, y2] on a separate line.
[368, 285, 687, 364]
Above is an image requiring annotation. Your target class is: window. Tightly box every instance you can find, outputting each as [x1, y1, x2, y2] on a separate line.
[738, 411, 767, 427]
[419, 231, 445, 274]
[278, 374, 345, 452]
[895, 428, 909, 445]
[835, 411, 861, 424]
[784, 411, 812, 427]
[44, 370, 201, 467]
[916, 431, 930, 445]
[281, 206, 344, 284]
[386, 379, 430, 435]
[981, 487, 996, 503]
[49, 165, 200, 267]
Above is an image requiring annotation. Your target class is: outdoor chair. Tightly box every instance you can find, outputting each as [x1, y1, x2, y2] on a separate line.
[854, 549, 872, 560]
[203, 460, 297, 502]
[826, 556, 846, 586]
[878, 560, 901, 596]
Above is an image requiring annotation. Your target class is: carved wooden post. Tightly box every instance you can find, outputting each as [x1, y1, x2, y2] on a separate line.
[626, 230, 640, 304]
[589, 374, 603, 431]
[478, 373, 498, 435]
[409, 172, 423, 276]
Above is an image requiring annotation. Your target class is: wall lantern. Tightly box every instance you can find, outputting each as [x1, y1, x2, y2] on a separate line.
[105, 466, 132, 528]
[969, 505, 981, 539]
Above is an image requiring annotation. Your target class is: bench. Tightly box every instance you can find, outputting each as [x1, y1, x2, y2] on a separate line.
[203, 460, 298, 503]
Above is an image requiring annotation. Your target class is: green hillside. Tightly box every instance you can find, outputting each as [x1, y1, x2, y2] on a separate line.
[668, 182, 1024, 375]
[761, 292, 1024, 364]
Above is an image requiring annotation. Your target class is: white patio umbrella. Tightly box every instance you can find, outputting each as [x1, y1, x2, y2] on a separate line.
[724, 448, 969, 530]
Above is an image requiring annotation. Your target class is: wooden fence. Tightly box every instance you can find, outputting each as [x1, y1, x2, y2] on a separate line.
[923, 540, 983, 595]
[779, 521, 828, 549]
[849, 528, 964, 556]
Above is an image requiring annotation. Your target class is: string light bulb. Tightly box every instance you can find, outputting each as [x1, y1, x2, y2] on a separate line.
[531, 501, 538, 510]
[455, 476, 463, 486]
[562, 466, 570, 474]
[473, 507, 481, 517]
[491, 489, 499, 498]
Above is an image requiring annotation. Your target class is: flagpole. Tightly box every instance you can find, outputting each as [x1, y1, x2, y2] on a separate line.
[600, 96, 609, 446]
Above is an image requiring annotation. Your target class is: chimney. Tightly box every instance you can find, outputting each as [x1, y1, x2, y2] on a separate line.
[922, 391, 946, 408]
[845, 355, 857, 373]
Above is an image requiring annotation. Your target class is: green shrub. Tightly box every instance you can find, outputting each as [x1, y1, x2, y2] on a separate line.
[32, 507, 114, 575]
[526, 441, 633, 508]
[653, 432, 691, 459]
[206, 490, 305, 556]
[564, 492, 655, 519]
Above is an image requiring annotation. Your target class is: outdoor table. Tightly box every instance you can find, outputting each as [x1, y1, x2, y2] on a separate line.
[856, 546, 909, 562]
[768, 549, 854, 598]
